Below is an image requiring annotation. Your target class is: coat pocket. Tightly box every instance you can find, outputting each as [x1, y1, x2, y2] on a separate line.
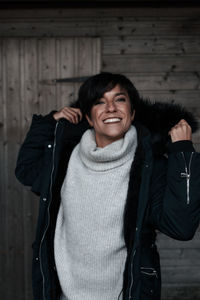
[140, 267, 160, 299]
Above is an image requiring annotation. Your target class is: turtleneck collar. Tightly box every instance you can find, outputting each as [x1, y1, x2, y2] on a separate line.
[79, 125, 137, 172]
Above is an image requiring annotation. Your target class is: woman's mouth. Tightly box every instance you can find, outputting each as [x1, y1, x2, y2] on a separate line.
[103, 118, 121, 124]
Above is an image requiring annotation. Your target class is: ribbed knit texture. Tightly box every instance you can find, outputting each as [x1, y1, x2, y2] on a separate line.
[54, 126, 137, 300]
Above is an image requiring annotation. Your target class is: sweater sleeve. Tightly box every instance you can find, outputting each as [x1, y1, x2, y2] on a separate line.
[149, 146, 200, 241]
[15, 111, 57, 194]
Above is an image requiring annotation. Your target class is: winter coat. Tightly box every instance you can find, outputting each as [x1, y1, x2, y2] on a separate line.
[15, 99, 200, 300]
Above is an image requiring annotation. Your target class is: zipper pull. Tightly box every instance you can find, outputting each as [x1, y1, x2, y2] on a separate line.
[153, 270, 158, 278]
[181, 172, 190, 204]
[181, 152, 194, 205]
[181, 172, 190, 179]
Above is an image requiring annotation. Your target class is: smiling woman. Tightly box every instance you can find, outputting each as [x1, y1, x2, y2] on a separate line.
[75, 72, 139, 117]
[85, 85, 135, 147]
[54, 73, 139, 147]
[15, 72, 200, 300]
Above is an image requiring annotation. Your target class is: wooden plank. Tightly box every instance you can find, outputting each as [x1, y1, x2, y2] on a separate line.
[159, 248, 200, 266]
[73, 37, 101, 97]
[103, 55, 200, 73]
[0, 7, 200, 18]
[0, 18, 200, 37]
[125, 72, 200, 91]
[0, 15, 196, 24]
[76, 37, 101, 76]
[38, 38, 57, 115]
[37, 37, 102, 114]
[74, 37, 91, 97]
[103, 36, 200, 55]
[0, 40, 3, 128]
[0, 36, 6, 300]
[161, 286, 200, 300]
[161, 266, 200, 284]
[92, 37, 101, 75]
[55, 37, 101, 109]
[20, 38, 40, 300]
[22, 188, 38, 300]
[56, 38, 75, 108]
[156, 231, 200, 249]
[21, 38, 40, 123]
[3, 38, 25, 300]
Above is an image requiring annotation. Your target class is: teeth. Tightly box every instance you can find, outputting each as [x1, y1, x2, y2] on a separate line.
[104, 118, 121, 123]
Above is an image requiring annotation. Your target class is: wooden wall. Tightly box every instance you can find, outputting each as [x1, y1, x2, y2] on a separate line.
[0, 36, 101, 300]
[0, 7, 199, 300]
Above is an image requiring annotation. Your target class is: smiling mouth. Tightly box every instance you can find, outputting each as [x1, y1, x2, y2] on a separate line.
[103, 118, 122, 124]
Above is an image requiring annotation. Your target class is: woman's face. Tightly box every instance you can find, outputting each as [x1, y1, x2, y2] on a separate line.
[86, 85, 135, 148]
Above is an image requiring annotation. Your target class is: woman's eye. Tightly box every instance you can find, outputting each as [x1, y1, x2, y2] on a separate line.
[116, 98, 126, 102]
[94, 100, 105, 105]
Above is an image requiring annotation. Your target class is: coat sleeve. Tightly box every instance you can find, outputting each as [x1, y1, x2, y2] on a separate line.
[15, 111, 57, 194]
[149, 141, 200, 241]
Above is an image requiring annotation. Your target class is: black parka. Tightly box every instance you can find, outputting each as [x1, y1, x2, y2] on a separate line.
[15, 100, 200, 300]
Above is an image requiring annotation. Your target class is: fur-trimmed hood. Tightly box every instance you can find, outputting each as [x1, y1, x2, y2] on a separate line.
[134, 98, 198, 134]
[132, 98, 198, 155]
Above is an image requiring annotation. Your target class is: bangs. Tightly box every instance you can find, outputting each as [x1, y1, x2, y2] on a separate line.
[93, 80, 118, 104]
[76, 72, 139, 117]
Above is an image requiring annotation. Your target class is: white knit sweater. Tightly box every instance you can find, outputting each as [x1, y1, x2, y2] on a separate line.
[54, 126, 137, 300]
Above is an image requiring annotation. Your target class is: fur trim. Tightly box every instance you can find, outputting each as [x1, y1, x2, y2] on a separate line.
[133, 98, 198, 155]
[134, 98, 198, 134]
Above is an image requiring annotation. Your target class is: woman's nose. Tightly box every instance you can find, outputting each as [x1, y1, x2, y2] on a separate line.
[106, 101, 116, 112]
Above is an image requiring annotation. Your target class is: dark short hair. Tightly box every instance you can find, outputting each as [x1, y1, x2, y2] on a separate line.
[76, 72, 140, 117]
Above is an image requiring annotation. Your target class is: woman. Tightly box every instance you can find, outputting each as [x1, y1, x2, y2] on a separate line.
[15, 72, 200, 300]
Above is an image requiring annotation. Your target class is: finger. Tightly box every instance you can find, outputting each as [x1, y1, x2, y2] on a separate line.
[179, 122, 188, 127]
[71, 109, 82, 123]
[177, 122, 191, 132]
[63, 110, 78, 123]
[178, 119, 190, 127]
[69, 107, 83, 121]
[63, 108, 80, 123]
[179, 119, 188, 123]
[54, 107, 82, 123]
[170, 127, 192, 142]
[65, 107, 82, 117]
[53, 110, 65, 121]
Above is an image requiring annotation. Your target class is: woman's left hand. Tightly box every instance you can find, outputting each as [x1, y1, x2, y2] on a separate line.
[168, 119, 192, 142]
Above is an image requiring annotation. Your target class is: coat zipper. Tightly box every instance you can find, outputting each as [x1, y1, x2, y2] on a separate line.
[39, 122, 59, 300]
[181, 152, 194, 205]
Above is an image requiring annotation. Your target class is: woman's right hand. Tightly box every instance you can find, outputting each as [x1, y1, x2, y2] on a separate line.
[53, 107, 82, 124]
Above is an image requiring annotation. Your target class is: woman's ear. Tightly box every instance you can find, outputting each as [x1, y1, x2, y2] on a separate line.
[131, 110, 135, 121]
[86, 114, 94, 127]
